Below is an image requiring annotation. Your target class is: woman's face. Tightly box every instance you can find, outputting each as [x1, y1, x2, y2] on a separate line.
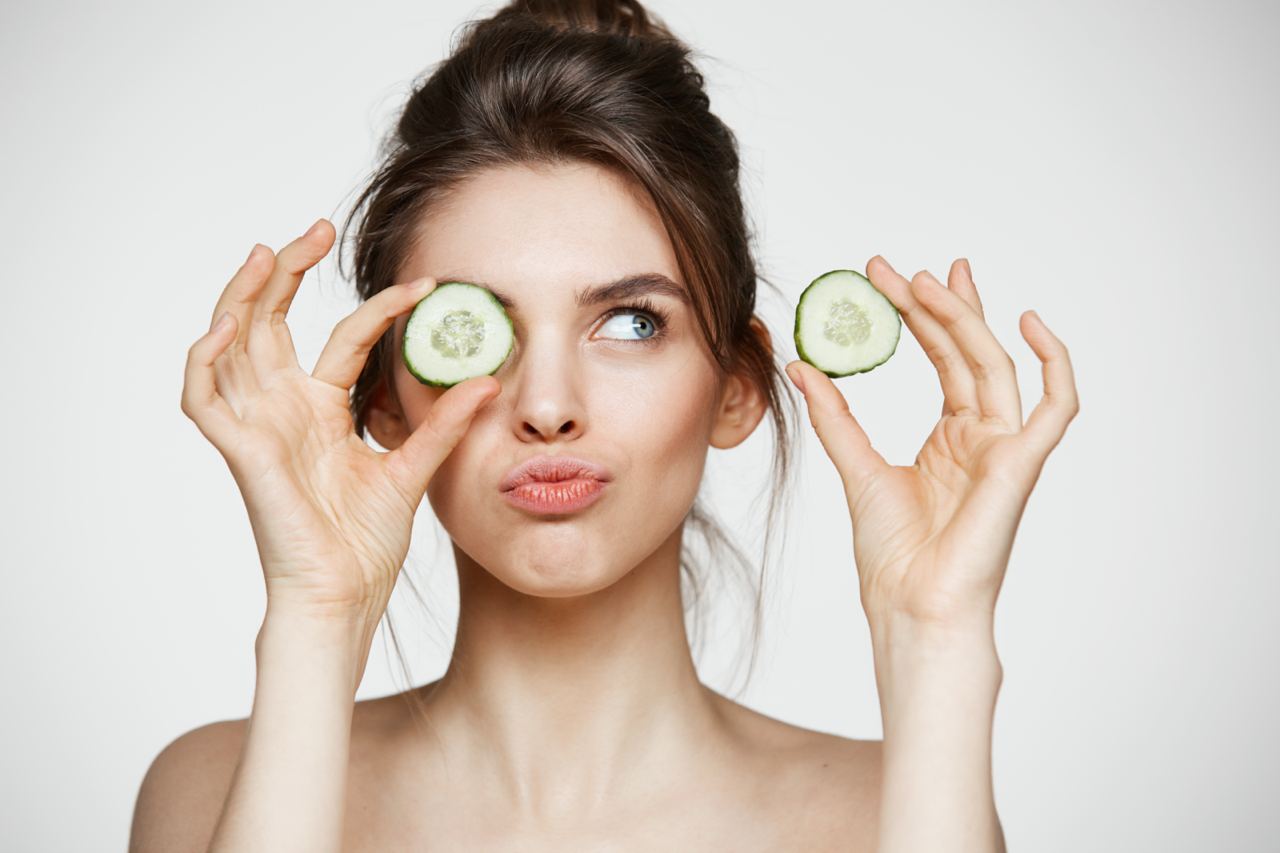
[383, 161, 747, 597]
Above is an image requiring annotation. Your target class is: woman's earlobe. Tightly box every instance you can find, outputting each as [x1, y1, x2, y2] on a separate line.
[709, 372, 767, 449]
[709, 317, 772, 449]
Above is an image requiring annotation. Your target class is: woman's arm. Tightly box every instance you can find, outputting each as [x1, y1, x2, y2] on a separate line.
[871, 615, 1005, 853]
[158, 220, 499, 850]
[786, 254, 1078, 851]
[207, 604, 380, 852]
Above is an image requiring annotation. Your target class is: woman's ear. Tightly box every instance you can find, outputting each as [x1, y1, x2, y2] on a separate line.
[364, 380, 411, 451]
[709, 317, 771, 450]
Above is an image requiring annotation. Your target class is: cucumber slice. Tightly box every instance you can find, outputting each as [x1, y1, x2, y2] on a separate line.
[794, 269, 901, 377]
[402, 281, 514, 387]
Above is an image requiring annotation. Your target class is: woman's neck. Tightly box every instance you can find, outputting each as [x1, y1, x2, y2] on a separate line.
[408, 521, 726, 819]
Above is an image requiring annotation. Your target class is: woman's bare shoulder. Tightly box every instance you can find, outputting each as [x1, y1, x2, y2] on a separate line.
[130, 716, 246, 851]
[702, 686, 883, 845]
[705, 685, 880, 763]
[129, 695, 400, 852]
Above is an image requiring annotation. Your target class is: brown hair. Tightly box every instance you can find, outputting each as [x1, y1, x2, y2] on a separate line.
[337, 0, 799, 701]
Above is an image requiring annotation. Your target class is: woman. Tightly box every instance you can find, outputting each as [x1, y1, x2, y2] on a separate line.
[132, 1, 1078, 850]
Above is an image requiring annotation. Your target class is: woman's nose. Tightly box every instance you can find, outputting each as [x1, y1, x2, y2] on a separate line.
[508, 336, 586, 443]
[519, 410, 581, 442]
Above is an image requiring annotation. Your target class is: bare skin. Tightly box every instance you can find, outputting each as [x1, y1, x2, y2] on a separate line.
[135, 158, 1076, 850]
[137, 688, 882, 851]
[135, 161, 884, 851]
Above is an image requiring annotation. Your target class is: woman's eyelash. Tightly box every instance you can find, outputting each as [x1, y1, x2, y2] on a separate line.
[600, 297, 670, 343]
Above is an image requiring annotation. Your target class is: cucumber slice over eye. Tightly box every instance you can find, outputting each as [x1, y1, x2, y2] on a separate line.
[402, 281, 514, 387]
[794, 269, 901, 377]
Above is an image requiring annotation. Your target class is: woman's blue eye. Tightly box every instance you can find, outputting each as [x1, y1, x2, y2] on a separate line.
[599, 310, 659, 341]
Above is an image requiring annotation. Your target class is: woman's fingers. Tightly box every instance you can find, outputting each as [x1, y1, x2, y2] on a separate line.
[948, 258, 985, 320]
[182, 311, 244, 451]
[204, 247, 273, 409]
[866, 256, 980, 418]
[384, 375, 502, 504]
[210, 244, 273, 352]
[936, 258, 985, 418]
[311, 276, 438, 391]
[908, 268, 1023, 429]
[785, 359, 889, 503]
[210, 245, 263, 329]
[1017, 310, 1080, 460]
[246, 219, 334, 374]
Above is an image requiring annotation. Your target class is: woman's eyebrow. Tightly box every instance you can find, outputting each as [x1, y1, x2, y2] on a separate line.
[435, 272, 690, 312]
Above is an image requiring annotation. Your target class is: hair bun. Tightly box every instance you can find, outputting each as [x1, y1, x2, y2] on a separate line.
[480, 0, 677, 42]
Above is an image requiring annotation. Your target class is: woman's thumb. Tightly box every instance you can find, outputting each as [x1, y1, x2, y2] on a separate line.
[386, 375, 501, 503]
[785, 360, 889, 496]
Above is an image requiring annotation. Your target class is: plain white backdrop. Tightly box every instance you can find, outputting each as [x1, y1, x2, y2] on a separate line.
[2, 0, 1276, 849]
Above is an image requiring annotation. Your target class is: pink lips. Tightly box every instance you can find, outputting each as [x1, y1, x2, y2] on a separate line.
[500, 455, 612, 515]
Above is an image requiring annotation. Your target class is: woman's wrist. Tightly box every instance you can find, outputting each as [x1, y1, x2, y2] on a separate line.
[257, 598, 384, 696]
[867, 609, 1005, 852]
[867, 609, 1003, 708]
[208, 599, 380, 850]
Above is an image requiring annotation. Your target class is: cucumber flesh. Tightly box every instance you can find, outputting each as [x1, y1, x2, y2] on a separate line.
[794, 269, 901, 377]
[402, 281, 514, 387]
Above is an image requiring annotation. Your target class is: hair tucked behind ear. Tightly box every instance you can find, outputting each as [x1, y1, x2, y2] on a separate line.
[338, 0, 799, 704]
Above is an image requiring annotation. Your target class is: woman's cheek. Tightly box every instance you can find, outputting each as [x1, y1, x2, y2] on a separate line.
[597, 355, 717, 506]
[421, 405, 497, 530]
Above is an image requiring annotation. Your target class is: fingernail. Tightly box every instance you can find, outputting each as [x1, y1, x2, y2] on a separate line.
[786, 364, 806, 393]
[961, 258, 973, 278]
[304, 218, 325, 238]
[212, 311, 233, 333]
[245, 244, 260, 263]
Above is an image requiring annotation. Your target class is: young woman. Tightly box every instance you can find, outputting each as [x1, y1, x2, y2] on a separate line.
[132, 1, 1078, 850]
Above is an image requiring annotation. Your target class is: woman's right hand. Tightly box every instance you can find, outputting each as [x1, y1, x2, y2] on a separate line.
[180, 218, 500, 622]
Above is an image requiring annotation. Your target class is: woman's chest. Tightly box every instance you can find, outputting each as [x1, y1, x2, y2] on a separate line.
[339, 707, 878, 850]
[339, 765, 871, 852]
[341, 806, 837, 852]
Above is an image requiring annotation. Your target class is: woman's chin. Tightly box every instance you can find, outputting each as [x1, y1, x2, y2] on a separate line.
[489, 533, 630, 598]
[500, 570, 621, 598]
[498, 551, 627, 598]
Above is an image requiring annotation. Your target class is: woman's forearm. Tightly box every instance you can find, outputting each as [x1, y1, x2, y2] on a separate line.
[870, 614, 1006, 853]
[207, 603, 381, 852]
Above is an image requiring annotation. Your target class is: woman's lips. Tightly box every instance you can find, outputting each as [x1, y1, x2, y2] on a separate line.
[498, 454, 612, 515]
[502, 478, 607, 515]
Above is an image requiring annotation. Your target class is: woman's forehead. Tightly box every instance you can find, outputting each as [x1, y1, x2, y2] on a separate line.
[404, 162, 682, 304]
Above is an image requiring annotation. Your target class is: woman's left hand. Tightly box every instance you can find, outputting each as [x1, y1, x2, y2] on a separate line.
[786, 255, 1080, 631]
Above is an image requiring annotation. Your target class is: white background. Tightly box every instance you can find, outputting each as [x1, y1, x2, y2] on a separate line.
[2, 0, 1276, 849]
